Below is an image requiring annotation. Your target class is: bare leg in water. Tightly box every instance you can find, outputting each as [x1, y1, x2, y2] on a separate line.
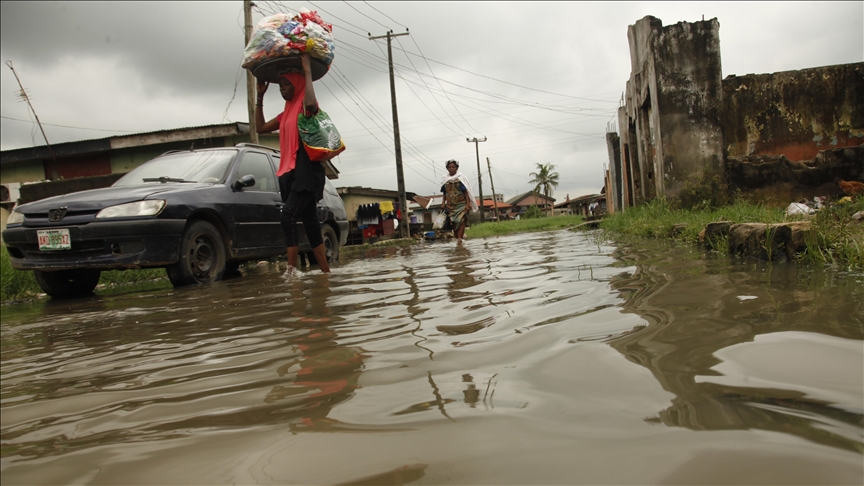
[287, 244, 330, 273]
[454, 218, 467, 244]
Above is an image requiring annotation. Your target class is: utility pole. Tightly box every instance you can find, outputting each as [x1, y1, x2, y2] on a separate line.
[467, 136, 487, 222]
[369, 29, 410, 238]
[6, 61, 56, 163]
[244, 0, 259, 144]
[486, 157, 500, 222]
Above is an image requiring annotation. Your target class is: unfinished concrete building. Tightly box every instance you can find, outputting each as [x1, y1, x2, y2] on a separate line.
[606, 15, 864, 211]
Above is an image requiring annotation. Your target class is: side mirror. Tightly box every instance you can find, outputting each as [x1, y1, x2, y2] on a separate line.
[233, 174, 256, 191]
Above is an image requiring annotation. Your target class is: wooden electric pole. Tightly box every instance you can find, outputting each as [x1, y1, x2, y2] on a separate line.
[467, 137, 487, 222]
[244, 0, 259, 144]
[486, 157, 500, 222]
[369, 29, 410, 238]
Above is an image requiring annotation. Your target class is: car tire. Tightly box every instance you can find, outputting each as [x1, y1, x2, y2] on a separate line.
[167, 220, 226, 287]
[34, 269, 101, 299]
[322, 224, 339, 263]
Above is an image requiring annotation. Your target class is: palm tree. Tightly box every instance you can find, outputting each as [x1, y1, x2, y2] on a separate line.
[528, 163, 559, 216]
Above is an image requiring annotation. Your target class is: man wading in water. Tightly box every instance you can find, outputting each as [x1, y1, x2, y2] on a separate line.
[255, 54, 330, 276]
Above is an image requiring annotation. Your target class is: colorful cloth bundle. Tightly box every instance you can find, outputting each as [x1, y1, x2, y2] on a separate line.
[241, 9, 335, 75]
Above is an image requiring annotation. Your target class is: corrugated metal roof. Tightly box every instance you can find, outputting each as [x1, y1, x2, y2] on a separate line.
[1, 122, 249, 164]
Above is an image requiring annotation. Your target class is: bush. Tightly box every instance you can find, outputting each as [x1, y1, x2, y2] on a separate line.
[523, 205, 545, 219]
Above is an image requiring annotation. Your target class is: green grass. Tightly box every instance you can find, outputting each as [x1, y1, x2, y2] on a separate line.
[100, 268, 168, 287]
[466, 214, 584, 239]
[798, 199, 864, 270]
[598, 197, 864, 271]
[597, 198, 786, 245]
[1, 245, 168, 303]
[1, 246, 40, 302]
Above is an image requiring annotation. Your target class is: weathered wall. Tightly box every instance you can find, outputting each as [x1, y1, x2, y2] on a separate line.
[0, 163, 44, 185]
[727, 144, 864, 205]
[724, 63, 864, 162]
[617, 106, 637, 207]
[608, 16, 863, 211]
[625, 16, 661, 204]
[605, 132, 622, 213]
[621, 16, 725, 207]
[652, 18, 725, 202]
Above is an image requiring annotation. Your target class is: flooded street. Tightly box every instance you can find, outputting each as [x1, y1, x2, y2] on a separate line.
[1, 229, 862, 485]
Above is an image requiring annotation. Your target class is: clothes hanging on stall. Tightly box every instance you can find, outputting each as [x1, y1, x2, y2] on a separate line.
[356, 203, 380, 227]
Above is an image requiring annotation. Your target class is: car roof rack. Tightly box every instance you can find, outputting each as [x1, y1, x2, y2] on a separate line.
[235, 143, 280, 153]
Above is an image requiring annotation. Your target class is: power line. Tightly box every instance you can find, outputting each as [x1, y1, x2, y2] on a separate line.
[257, 2, 618, 111]
[330, 66, 441, 176]
[374, 38, 466, 139]
[362, 1, 408, 29]
[0, 115, 137, 133]
[227, 2, 615, 192]
[341, 0, 390, 30]
[323, 69, 439, 186]
[256, 2, 618, 138]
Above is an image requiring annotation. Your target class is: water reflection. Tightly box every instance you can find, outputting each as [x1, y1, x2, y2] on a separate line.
[607, 240, 864, 453]
[265, 279, 366, 433]
[0, 273, 370, 459]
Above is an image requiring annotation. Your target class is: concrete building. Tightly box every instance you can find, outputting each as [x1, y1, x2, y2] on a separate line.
[606, 15, 864, 211]
[505, 192, 556, 217]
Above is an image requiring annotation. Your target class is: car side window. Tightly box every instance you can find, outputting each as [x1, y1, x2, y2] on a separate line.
[236, 152, 277, 192]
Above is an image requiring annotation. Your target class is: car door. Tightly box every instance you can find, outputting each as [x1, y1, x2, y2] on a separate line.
[230, 151, 284, 255]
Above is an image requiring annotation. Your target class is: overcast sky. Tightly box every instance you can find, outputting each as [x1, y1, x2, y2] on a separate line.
[1, 1, 862, 201]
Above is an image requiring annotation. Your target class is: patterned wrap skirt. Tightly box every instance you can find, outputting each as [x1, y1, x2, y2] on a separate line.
[443, 180, 468, 228]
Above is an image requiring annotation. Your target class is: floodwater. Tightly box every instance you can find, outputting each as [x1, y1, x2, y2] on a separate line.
[1, 230, 862, 485]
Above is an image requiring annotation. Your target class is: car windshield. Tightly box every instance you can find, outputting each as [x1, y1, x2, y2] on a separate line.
[113, 150, 237, 186]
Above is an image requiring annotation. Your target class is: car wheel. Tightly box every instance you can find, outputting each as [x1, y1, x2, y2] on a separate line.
[322, 224, 339, 263]
[167, 220, 226, 287]
[34, 269, 101, 299]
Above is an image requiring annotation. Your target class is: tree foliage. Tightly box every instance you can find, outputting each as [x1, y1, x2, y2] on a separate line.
[528, 163, 560, 216]
[524, 205, 545, 219]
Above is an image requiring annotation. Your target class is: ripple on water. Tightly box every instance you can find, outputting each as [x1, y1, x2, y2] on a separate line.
[1, 231, 861, 485]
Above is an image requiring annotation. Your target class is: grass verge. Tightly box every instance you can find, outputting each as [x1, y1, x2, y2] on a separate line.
[596, 198, 864, 271]
[466, 215, 584, 239]
[1, 245, 168, 304]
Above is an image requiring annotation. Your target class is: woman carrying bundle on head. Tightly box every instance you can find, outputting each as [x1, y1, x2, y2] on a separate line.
[440, 159, 479, 244]
[255, 54, 330, 275]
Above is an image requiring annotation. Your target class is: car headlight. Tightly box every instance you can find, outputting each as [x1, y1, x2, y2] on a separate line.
[6, 209, 24, 225]
[96, 200, 166, 219]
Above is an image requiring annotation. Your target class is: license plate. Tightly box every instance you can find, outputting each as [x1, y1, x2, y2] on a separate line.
[37, 229, 71, 251]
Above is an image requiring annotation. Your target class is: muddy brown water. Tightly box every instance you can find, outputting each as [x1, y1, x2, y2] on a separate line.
[1, 230, 862, 485]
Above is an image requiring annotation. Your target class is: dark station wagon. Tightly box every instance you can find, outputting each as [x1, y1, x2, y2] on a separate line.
[2, 143, 348, 298]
